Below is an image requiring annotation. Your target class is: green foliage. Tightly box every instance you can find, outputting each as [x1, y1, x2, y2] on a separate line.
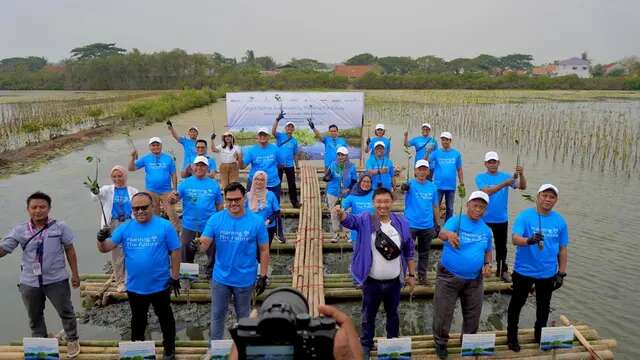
[287, 58, 329, 70]
[86, 108, 104, 118]
[346, 53, 377, 65]
[0, 56, 47, 72]
[119, 88, 220, 122]
[71, 43, 126, 60]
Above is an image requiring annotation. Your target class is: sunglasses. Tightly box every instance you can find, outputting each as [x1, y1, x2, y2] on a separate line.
[225, 197, 243, 204]
[132, 204, 151, 212]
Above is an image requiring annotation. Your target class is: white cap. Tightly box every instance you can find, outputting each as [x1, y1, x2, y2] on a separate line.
[415, 159, 430, 168]
[192, 156, 209, 166]
[374, 141, 386, 148]
[375, 123, 385, 130]
[336, 146, 349, 155]
[421, 123, 432, 129]
[257, 127, 270, 135]
[189, 126, 199, 132]
[468, 191, 490, 204]
[148, 137, 162, 144]
[285, 121, 295, 127]
[484, 151, 499, 162]
[440, 131, 453, 140]
[538, 184, 559, 195]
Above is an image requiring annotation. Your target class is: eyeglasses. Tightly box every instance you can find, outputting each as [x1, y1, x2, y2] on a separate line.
[225, 197, 243, 204]
[196, 146, 207, 149]
[132, 204, 151, 212]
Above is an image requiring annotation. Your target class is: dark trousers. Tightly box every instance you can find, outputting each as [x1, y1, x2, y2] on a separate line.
[507, 271, 555, 343]
[410, 227, 436, 281]
[127, 288, 176, 356]
[278, 166, 299, 206]
[487, 222, 509, 274]
[438, 190, 455, 221]
[360, 277, 402, 349]
[180, 228, 215, 275]
[19, 279, 78, 341]
[432, 265, 483, 346]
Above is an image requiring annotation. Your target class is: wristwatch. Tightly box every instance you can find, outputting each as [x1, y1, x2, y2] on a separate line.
[408, 274, 415, 278]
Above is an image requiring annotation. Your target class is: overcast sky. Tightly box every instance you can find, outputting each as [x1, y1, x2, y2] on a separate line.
[2, 0, 639, 65]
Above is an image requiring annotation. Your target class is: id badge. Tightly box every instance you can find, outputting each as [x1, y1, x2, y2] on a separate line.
[32, 262, 42, 276]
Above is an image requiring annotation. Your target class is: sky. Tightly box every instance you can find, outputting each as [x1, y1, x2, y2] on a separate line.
[2, 0, 639, 65]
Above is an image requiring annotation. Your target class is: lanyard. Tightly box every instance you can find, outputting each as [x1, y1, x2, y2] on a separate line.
[374, 157, 385, 182]
[27, 220, 52, 287]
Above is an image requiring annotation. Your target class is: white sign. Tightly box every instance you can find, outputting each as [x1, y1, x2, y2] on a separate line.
[118, 341, 156, 359]
[180, 262, 199, 280]
[209, 340, 234, 359]
[23, 337, 59, 360]
[461, 333, 496, 357]
[377, 337, 411, 360]
[540, 326, 574, 351]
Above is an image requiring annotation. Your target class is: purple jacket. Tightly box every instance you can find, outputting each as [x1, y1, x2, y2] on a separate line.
[341, 212, 415, 285]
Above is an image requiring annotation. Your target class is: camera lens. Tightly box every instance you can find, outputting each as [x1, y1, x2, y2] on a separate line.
[258, 287, 310, 340]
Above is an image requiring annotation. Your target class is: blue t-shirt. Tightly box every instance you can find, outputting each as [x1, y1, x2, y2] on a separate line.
[243, 144, 280, 187]
[512, 208, 569, 279]
[111, 216, 180, 295]
[404, 179, 439, 229]
[275, 132, 298, 168]
[202, 210, 269, 287]
[178, 176, 223, 232]
[135, 153, 176, 193]
[368, 136, 391, 158]
[245, 191, 280, 229]
[326, 162, 358, 197]
[179, 136, 198, 170]
[111, 187, 132, 220]
[429, 148, 462, 191]
[475, 171, 514, 224]
[408, 136, 438, 163]
[322, 136, 348, 168]
[441, 214, 493, 280]
[365, 156, 395, 190]
[342, 192, 374, 241]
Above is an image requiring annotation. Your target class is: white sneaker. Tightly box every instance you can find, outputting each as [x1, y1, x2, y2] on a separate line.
[67, 339, 80, 358]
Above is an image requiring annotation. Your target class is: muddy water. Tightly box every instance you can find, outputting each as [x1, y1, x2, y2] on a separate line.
[1, 100, 639, 359]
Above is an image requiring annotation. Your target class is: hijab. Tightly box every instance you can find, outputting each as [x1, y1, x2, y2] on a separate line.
[248, 171, 268, 212]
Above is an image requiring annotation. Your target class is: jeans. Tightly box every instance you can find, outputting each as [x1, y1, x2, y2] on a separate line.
[210, 279, 254, 340]
[438, 190, 455, 221]
[487, 222, 509, 274]
[432, 265, 483, 346]
[410, 227, 436, 281]
[127, 288, 176, 356]
[360, 277, 402, 349]
[278, 166, 299, 206]
[507, 271, 555, 343]
[19, 279, 78, 341]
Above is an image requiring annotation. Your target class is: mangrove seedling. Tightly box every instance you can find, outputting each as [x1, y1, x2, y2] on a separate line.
[521, 192, 544, 250]
[84, 156, 108, 225]
[454, 183, 467, 249]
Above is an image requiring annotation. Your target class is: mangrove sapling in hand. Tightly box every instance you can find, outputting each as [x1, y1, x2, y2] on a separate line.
[453, 184, 467, 249]
[83, 155, 108, 225]
[521, 192, 544, 250]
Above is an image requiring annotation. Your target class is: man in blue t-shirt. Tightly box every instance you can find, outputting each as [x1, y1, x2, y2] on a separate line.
[183, 139, 218, 179]
[475, 151, 527, 282]
[167, 121, 199, 178]
[97, 192, 181, 360]
[404, 123, 438, 163]
[325, 146, 358, 242]
[366, 141, 395, 191]
[366, 123, 391, 158]
[240, 128, 281, 200]
[195, 182, 270, 341]
[432, 191, 493, 360]
[272, 112, 300, 208]
[506, 184, 568, 352]
[311, 122, 348, 169]
[129, 137, 180, 231]
[428, 131, 464, 221]
[400, 159, 440, 284]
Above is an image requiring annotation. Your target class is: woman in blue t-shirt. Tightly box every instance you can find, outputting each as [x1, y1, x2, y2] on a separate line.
[342, 175, 374, 245]
[245, 171, 281, 246]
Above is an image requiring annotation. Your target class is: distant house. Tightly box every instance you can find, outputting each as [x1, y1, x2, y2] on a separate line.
[531, 64, 558, 76]
[43, 65, 65, 73]
[556, 57, 591, 78]
[334, 64, 377, 79]
[602, 63, 628, 76]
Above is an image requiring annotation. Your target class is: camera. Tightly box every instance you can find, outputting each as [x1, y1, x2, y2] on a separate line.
[230, 287, 336, 359]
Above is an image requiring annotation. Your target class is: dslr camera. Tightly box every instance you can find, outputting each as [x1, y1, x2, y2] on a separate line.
[230, 287, 336, 359]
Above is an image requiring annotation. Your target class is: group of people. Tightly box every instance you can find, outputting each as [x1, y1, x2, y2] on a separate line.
[0, 116, 569, 360]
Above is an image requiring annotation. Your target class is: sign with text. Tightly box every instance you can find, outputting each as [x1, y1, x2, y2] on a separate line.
[377, 337, 411, 360]
[208, 340, 233, 359]
[180, 262, 199, 280]
[23, 337, 59, 360]
[461, 333, 496, 357]
[118, 340, 156, 359]
[540, 326, 574, 351]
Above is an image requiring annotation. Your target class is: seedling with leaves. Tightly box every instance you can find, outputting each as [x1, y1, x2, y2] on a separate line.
[84, 156, 108, 225]
[454, 183, 467, 248]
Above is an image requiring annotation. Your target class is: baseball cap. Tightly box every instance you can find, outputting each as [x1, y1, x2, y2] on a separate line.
[374, 141, 386, 148]
[484, 151, 499, 162]
[193, 156, 209, 166]
[468, 191, 490, 204]
[336, 146, 349, 155]
[537, 184, 559, 195]
[257, 127, 270, 135]
[148, 137, 162, 144]
[189, 126, 199, 132]
[285, 121, 295, 127]
[415, 159, 430, 168]
[440, 131, 453, 140]
[421, 123, 432, 129]
[375, 124, 385, 130]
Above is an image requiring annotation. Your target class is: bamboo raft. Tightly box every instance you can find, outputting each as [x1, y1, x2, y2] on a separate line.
[272, 235, 444, 252]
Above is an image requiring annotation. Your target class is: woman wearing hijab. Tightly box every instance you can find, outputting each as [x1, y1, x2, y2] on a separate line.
[90, 165, 138, 292]
[245, 171, 281, 246]
[211, 131, 242, 188]
[342, 175, 375, 246]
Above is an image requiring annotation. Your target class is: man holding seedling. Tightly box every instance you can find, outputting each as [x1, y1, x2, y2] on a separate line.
[272, 111, 301, 208]
[366, 123, 391, 158]
[475, 151, 527, 282]
[432, 191, 493, 360]
[240, 128, 281, 199]
[311, 122, 348, 170]
[506, 184, 568, 352]
[366, 141, 395, 191]
[429, 131, 464, 221]
[166, 121, 199, 178]
[129, 137, 180, 231]
[404, 123, 438, 164]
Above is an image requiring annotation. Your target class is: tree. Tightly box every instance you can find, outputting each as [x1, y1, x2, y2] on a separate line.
[254, 56, 277, 70]
[590, 64, 604, 77]
[415, 55, 447, 74]
[345, 53, 377, 65]
[471, 54, 501, 71]
[376, 56, 417, 75]
[0, 57, 48, 72]
[447, 58, 472, 74]
[70, 43, 126, 60]
[499, 54, 534, 70]
[242, 50, 255, 64]
[287, 58, 328, 71]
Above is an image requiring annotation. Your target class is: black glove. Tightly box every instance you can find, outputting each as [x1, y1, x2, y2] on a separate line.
[400, 183, 410, 192]
[322, 169, 332, 182]
[276, 111, 285, 121]
[90, 183, 100, 195]
[97, 228, 111, 242]
[169, 277, 181, 297]
[210, 132, 216, 140]
[527, 232, 544, 245]
[255, 275, 268, 296]
[553, 272, 566, 291]
[307, 118, 315, 130]
[366, 137, 371, 147]
[166, 120, 173, 128]
[434, 224, 441, 236]
[189, 237, 201, 251]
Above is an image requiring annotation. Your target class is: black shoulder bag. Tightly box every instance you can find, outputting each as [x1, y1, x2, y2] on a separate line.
[370, 214, 401, 260]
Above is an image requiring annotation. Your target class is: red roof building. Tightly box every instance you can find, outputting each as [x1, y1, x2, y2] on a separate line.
[334, 64, 376, 79]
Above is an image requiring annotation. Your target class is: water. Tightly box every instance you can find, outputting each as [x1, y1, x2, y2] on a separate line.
[1, 99, 639, 358]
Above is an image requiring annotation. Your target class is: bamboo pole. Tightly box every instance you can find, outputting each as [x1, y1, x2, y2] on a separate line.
[560, 315, 604, 360]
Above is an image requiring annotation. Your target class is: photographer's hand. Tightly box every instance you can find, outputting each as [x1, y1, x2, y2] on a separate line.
[318, 305, 363, 360]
